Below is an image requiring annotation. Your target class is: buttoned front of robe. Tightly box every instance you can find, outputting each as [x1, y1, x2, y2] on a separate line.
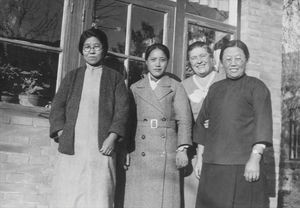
[124, 75, 192, 208]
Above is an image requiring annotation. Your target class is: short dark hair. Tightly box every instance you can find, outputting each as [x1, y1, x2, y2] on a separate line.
[144, 43, 170, 60]
[78, 27, 108, 56]
[219, 39, 250, 62]
[187, 41, 214, 58]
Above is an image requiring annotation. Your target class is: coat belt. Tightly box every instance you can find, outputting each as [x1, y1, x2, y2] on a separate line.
[137, 119, 176, 129]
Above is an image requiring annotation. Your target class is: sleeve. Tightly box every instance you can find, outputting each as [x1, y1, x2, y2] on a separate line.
[126, 88, 137, 153]
[108, 75, 130, 139]
[49, 72, 72, 139]
[173, 83, 193, 147]
[193, 92, 210, 145]
[252, 82, 273, 146]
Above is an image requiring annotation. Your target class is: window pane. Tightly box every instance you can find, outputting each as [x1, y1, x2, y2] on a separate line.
[103, 55, 126, 77]
[0, 42, 57, 106]
[187, 0, 229, 23]
[94, 0, 128, 54]
[185, 23, 231, 77]
[128, 60, 146, 86]
[131, 5, 164, 57]
[0, 0, 63, 47]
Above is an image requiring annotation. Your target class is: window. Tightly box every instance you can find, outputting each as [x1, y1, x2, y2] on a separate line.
[289, 107, 300, 160]
[94, 0, 174, 86]
[0, 0, 64, 106]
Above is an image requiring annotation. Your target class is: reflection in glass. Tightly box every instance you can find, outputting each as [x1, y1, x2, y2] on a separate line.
[187, 0, 229, 23]
[94, 0, 127, 54]
[128, 60, 146, 87]
[0, 42, 58, 105]
[0, 0, 63, 47]
[103, 55, 125, 77]
[185, 23, 231, 78]
[131, 5, 164, 57]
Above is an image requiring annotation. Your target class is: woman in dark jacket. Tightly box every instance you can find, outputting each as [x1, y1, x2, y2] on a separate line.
[49, 27, 129, 208]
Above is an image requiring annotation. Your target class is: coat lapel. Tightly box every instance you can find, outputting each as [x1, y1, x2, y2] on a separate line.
[154, 75, 173, 100]
[134, 76, 164, 114]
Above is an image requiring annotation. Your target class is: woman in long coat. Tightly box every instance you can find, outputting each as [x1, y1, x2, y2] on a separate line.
[49, 27, 129, 208]
[124, 43, 192, 208]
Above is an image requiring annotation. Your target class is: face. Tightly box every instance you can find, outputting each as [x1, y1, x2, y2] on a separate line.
[222, 46, 247, 79]
[82, 36, 103, 66]
[146, 48, 168, 79]
[188, 47, 214, 77]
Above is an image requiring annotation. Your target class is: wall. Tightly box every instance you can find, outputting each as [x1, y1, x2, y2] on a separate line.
[240, 0, 282, 207]
[0, 103, 56, 208]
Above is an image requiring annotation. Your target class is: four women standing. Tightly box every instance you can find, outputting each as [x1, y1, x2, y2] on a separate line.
[49, 28, 272, 208]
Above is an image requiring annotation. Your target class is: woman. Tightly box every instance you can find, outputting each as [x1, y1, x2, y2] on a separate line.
[193, 40, 272, 208]
[181, 41, 224, 208]
[49, 27, 129, 208]
[124, 43, 192, 208]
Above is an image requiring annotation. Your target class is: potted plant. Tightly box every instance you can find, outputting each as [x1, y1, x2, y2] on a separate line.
[0, 64, 21, 103]
[18, 70, 50, 107]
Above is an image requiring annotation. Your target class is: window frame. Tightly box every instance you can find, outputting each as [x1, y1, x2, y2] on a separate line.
[93, 0, 176, 85]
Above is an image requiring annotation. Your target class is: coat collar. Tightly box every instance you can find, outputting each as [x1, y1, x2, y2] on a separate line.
[135, 74, 174, 114]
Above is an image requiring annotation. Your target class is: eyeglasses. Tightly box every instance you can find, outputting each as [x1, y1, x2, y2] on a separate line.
[223, 56, 244, 65]
[83, 44, 102, 53]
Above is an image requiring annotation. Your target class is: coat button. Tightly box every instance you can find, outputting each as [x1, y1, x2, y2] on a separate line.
[143, 118, 148, 122]
[141, 152, 146, 156]
[141, 135, 146, 139]
[161, 135, 165, 139]
[162, 117, 166, 121]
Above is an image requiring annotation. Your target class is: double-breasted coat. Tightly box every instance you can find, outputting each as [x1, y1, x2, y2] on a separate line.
[124, 74, 192, 208]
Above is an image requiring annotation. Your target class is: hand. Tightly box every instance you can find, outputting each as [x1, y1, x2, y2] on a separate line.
[244, 153, 261, 182]
[57, 130, 63, 137]
[124, 153, 130, 170]
[203, 120, 209, 128]
[100, 134, 117, 156]
[194, 155, 203, 179]
[176, 150, 188, 169]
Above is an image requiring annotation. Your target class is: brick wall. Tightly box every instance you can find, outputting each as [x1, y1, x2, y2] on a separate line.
[0, 103, 56, 208]
[240, 0, 282, 207]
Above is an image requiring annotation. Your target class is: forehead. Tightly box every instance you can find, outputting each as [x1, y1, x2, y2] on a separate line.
[189, 47, 209, 56]
[84, 36, 101, 45]
[223, 46, 245, 57]
[149, 48, 167, 57]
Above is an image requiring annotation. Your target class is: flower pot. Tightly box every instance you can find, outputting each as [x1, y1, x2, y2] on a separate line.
[18, 94, 42, 107]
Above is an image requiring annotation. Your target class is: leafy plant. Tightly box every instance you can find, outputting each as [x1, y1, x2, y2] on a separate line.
[19, 70, 50, 96]
[0, 64, 21, 96]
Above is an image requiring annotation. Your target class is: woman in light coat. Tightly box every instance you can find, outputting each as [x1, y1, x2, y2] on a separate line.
[124, 43, 193, 208]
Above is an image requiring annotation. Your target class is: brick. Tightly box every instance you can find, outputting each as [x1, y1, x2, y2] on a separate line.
[7, 153, 29, 164]
[10, 136, 30, 145]
[0, 183, 37, 193]
[0, 143, 29, 154]
[29, 156, 49, 165]
[32, 117, 49, 128]
[6, 173, 26, 183]
[0, 152, 8, 162]
[0, 172, 6, 183]
[0, 111, 11, 124]
[29, 137, 50, 146]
